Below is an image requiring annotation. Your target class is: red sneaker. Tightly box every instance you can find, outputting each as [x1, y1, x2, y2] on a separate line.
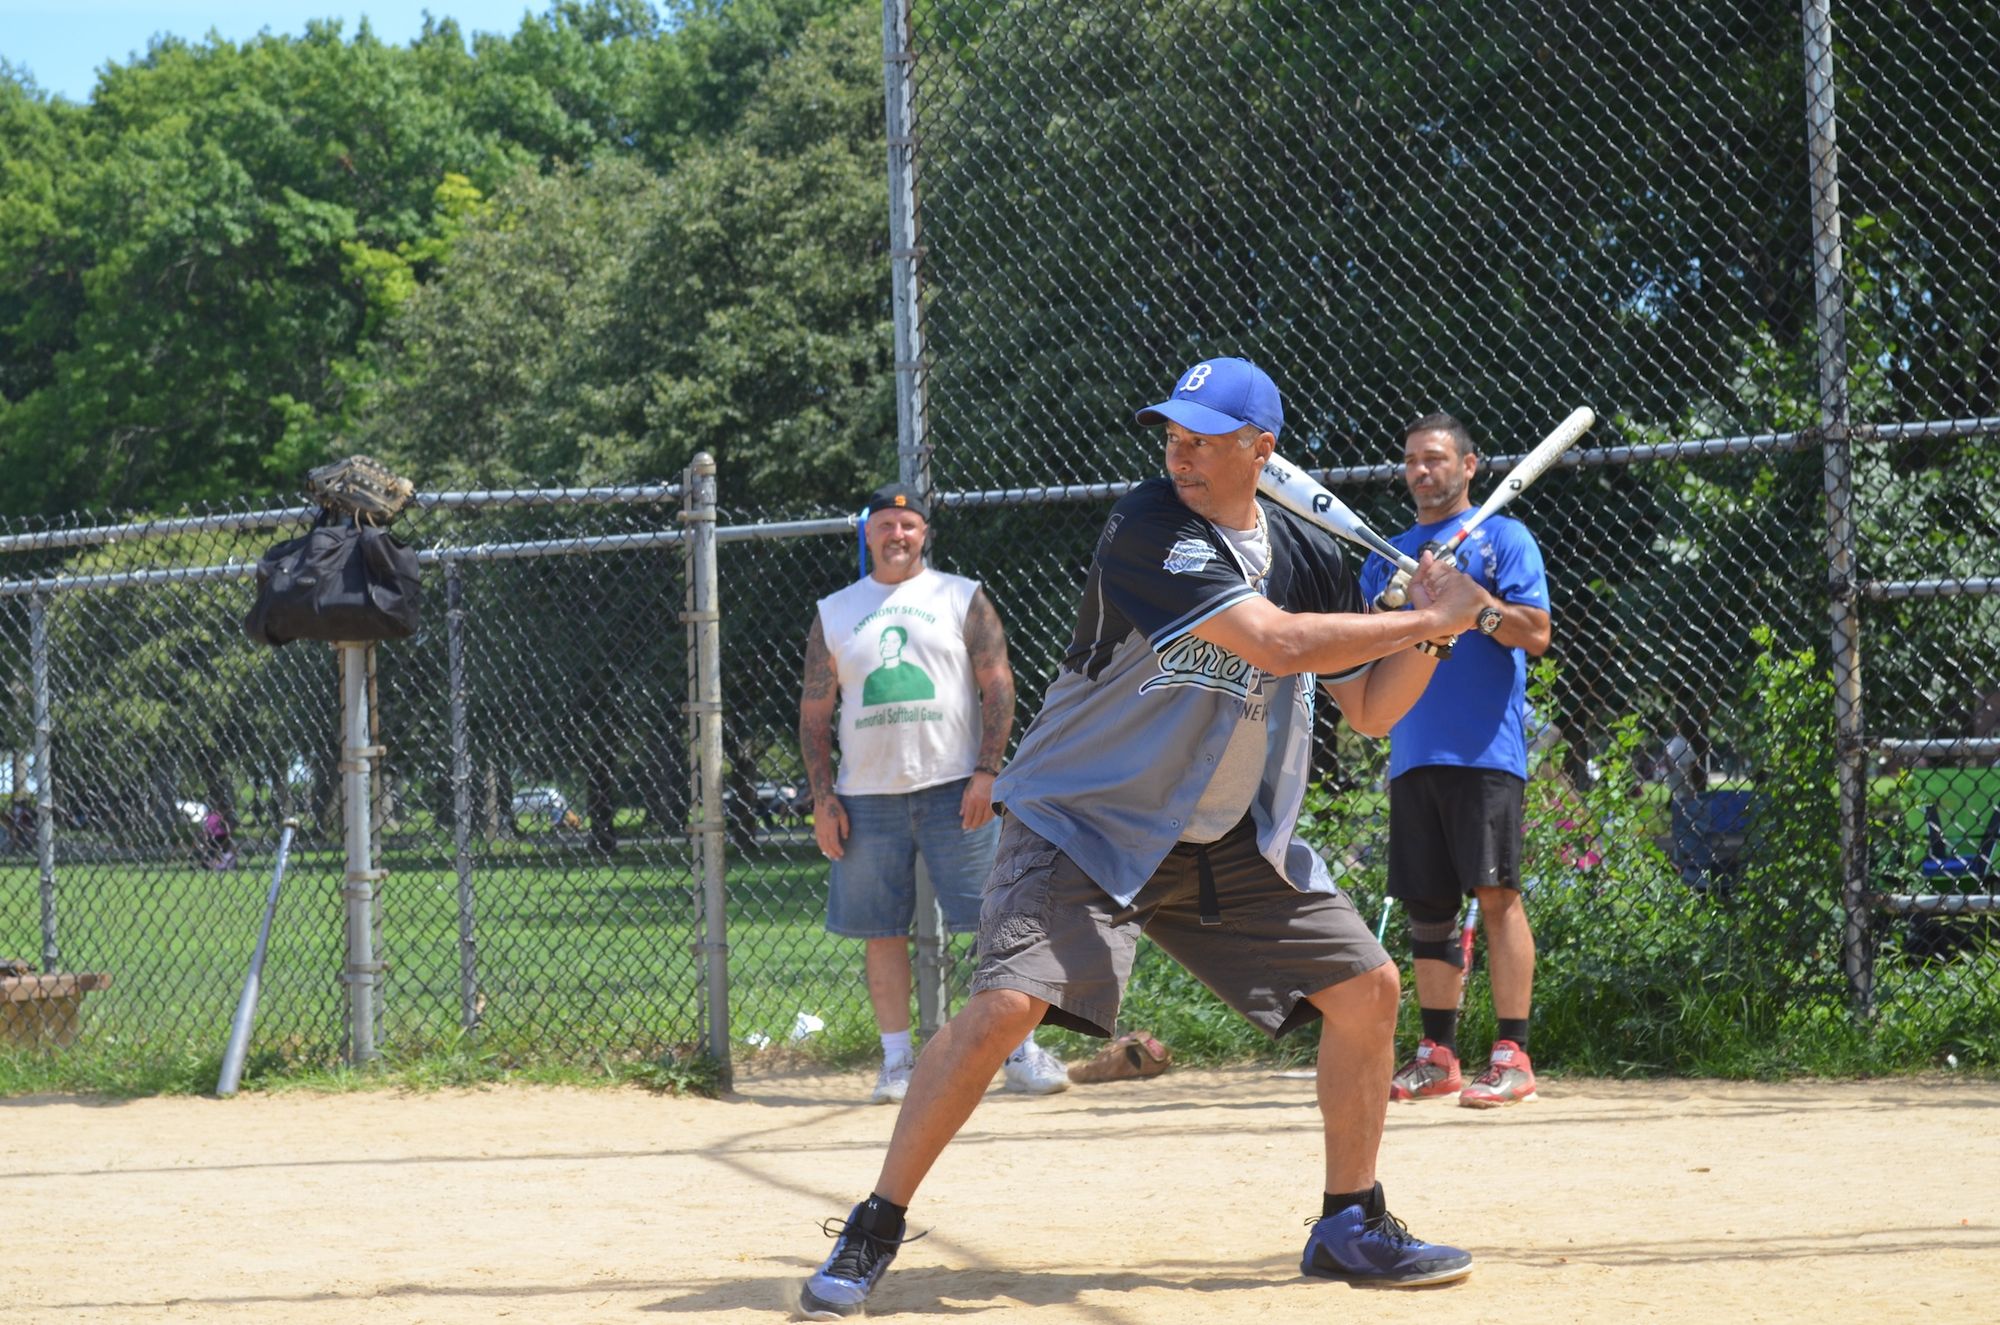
[1388, 1039, 1463, 1102]
[1459, 1041, 1538, 1108]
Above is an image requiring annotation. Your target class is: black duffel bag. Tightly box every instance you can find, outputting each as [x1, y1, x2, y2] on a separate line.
[243, 514, 422, 646]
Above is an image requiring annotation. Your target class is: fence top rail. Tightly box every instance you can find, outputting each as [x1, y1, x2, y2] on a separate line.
[708, 414, 2000, 545]
[425, 528, 689, 563]
[1853, 415, 2000, 444]
[1292, 428, 1829, 489]
[1874, 737, 2000, 760]
[421, 484, 681, 511]
[943, 416, 1995, 498]
[718, 516, 857, 543]
[0, 525, 694, 598]
[0, 560, 258, 598]
[5, 414, 1988, 558]
[1862, 576, 2000, 601]
[0, 483, 683, 557]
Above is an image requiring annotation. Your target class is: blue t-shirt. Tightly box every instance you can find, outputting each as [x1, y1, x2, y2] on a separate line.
[1358, 513, 1549, 780]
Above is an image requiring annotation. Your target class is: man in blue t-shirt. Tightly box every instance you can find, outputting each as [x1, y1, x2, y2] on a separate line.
[1359, 413, 1552, 1109]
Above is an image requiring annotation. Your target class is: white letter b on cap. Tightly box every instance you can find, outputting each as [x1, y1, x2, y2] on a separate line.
[1179, 363, 1213, 393]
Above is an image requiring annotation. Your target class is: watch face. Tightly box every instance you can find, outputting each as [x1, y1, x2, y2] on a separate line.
[1478, 607, 1503, 635]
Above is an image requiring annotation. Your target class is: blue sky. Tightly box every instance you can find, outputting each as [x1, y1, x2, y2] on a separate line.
[2, 1, 550, 102]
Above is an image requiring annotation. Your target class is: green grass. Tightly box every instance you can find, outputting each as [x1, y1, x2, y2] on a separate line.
[0, 1034, 723, 1098]
[1901, 767, 2000, 828]
[5, 797, 1998, 1099]
[1, 834, 751, 1095]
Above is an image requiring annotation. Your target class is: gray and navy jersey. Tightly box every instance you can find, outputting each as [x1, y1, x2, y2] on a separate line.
[994, 478, 1366, 906]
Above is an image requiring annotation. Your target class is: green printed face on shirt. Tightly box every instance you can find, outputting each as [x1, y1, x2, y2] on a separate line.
[863, 626, 936, 705]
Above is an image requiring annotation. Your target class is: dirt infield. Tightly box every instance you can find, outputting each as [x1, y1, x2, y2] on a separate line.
[3, 1068, 1995, 1323]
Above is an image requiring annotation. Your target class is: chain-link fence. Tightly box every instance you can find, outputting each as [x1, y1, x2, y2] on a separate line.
[865, 0, 1999, 1059]
[0, 482, 722, 1074]
[3, 0, 1996, 1081]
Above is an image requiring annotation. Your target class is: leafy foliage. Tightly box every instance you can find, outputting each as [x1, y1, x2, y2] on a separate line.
[0, 0, 874, 518]
[356, 1, 895, 507]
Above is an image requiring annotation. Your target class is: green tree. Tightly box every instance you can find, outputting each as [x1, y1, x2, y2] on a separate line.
[351, 157, 664, 489]
[350, 2, 890, 838]
[359, 0, 891, 504]
[909, 0, 1818, 492]
[589, 0, 896, 501]
[0, 28, 528, 514]
[0, 74, 86, 429]
[0, 1, 865, 519]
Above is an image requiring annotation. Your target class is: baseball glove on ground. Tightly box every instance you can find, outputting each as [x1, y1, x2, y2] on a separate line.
[1067, 1030, 1172, 1084]
[306, 455, 414, 525]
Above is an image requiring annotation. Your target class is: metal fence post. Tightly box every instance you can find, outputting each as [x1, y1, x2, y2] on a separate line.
[685, 454, 729, 1085]
[1801, 0, 1870, 1019]
[882, 0, 928, 493]
[883, 0, 950, 1034]
[366, 642, 387, 1035]
[340, 641, 382, 1061]
[29, 594, 57, 974]
[447, 563, 479, 1031]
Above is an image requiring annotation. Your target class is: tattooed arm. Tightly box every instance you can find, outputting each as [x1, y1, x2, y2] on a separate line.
[799, 615, 848, 859]
[959, 587, 1016, 830]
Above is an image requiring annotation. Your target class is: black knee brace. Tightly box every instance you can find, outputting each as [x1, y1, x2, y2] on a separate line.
[1404, 897, 1465, 969]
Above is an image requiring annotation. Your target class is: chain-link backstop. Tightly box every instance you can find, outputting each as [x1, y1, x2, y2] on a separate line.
[3, 0, 1996, 1082]
[1, 478, 728, 1076]
[866, 0, 1998, 1058]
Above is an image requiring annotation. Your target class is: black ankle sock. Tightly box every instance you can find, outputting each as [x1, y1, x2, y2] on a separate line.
[1419, 1008, 1458, 1053]
[1496, 1019, 1530, 1052]
[858, 1193, 907, 1240]
[1322, 1183, 1382, 1221]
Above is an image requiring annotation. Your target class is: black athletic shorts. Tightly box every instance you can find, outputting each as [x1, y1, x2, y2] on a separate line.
[1386, 765, 1526, 904]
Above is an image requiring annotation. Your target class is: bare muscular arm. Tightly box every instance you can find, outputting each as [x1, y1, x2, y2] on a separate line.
[959, 588, 1015, 829]
[799, 616, 848, 858]
[963, 588, 1016, 772]
[1191, 554, 1498, 737]
[1190, 553, 1492, 680]
[1491, 602, 1552, 656]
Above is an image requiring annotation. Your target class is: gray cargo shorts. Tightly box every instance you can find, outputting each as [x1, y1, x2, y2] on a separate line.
[970, 813, 1389, 1039]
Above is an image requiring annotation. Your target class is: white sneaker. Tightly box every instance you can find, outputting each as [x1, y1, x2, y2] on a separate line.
[869, 1056, 913, 1105]
[1002, 1041, 1070, 1095]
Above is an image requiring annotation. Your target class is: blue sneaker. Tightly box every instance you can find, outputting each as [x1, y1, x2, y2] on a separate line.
[798, 1200, 924, 1319]
[1300, 1185, 1473, 1287]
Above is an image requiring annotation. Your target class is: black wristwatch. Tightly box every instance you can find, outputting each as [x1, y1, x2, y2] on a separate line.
[1476, 606, 1504, 636]
[1414, 639, 1453, 660]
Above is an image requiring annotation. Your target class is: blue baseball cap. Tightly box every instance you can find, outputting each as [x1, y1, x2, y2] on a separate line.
[1134, 357, 1284, 439]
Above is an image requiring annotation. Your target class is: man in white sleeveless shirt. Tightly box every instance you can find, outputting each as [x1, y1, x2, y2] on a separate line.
[800, 483, 1066, 1105]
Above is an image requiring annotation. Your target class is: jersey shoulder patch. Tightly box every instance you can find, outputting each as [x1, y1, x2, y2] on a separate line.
[1163, 537, 1218, 574]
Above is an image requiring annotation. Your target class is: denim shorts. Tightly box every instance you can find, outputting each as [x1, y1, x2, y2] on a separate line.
[825, 779, 998, 938]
